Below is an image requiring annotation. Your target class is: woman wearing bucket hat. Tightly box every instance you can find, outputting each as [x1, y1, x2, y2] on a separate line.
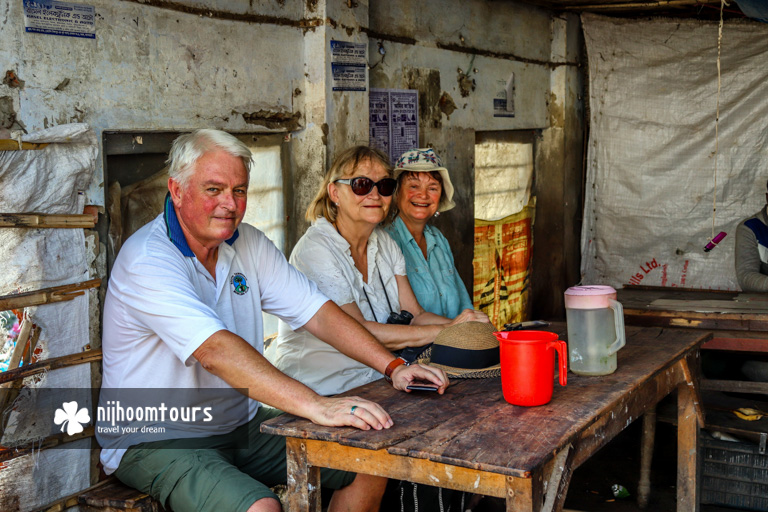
[384, 148, 476, 319]
[266, 146, 489, 397]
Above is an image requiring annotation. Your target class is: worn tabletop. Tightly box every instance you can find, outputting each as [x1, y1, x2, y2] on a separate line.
[618, 286, 768, 332]
[262, 324, 709, 480]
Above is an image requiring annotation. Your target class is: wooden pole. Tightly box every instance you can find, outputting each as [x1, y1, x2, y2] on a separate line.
[0, 213, 95, 229]
[0, 349, 102, 385]
[0, 140, 49, 151]
[565, 0, 717, 11]
[0, 278, 101, 311]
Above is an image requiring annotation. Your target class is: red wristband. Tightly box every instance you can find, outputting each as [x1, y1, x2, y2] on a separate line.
[385, 357, 408, 382]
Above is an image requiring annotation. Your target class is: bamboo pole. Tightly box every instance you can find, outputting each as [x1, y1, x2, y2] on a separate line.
[0, 213, 95, 229]
[0, 140, 49, 151]
[0, 349, 102, 385]
[0, 426, 94, 463]
[0, 278, 101, 311]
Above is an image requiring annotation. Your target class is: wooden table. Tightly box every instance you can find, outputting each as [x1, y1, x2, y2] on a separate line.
[619, 286, 768, 343]
[618, 286, 768, 395]
[262, 324, 708, 512]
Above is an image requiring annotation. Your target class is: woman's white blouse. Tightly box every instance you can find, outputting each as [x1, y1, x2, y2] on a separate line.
[266, 217, 406, 396]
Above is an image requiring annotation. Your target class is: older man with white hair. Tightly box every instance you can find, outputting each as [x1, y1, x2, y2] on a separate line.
[98, 129, 448, 512]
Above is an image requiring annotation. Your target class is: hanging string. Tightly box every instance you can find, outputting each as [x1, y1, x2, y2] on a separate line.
[712, 0, 728, 239]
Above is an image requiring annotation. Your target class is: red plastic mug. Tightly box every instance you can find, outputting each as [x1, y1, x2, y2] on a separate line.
[494, 330, 568, 406]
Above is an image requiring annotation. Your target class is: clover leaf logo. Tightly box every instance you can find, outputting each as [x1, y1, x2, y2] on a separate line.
[54, 401, 91, 436]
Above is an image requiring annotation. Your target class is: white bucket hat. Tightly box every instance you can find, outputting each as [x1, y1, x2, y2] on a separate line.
[394, 148, 456, 212]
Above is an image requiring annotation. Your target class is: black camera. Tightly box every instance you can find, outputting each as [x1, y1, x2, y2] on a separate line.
[386, 310, 414, 325]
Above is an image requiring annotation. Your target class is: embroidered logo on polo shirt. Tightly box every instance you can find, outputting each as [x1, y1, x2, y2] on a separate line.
[231, 273, 249, 295]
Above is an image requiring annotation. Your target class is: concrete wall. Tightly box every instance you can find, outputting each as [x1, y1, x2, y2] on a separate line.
[1, 2, 583, 314]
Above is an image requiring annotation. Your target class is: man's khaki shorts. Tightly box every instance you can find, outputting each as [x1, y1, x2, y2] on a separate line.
[114, 407, 355, 512]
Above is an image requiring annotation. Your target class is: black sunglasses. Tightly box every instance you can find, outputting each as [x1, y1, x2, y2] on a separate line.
[334, 177, 397, 197]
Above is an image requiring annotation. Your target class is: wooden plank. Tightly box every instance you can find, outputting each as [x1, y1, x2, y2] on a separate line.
[505, 474, 539, 512]
[302, 438, 507, 498]
[0, 320, 34, 431]
[656, 390, 768, 444]
[677, 379, 700, 512]
[77, 477, 161, 512]
[0, 426, 94, 463]
[0, 213, 95, 228]
[704, 336, 768, 352]
[0, 349, 102, 385]
[262, 378, 483, 451]
[680, 353, 705, 428]
[637, 407, 656, 509]
[702, 379, 768, 394]
[286, 438, 322, 512]
[0, 278, 101, 311]
[541, 445, 574, 512]
[0, 140, 49, 151]
[623, 309, 768, 332]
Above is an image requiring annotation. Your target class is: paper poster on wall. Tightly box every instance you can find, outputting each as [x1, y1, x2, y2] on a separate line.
[369, 89, 419, 164]
[330, 40, 366, 91]
[23, 0, 95, 39]
[369, 90, 390, 157]
[493, 73, 515, 118]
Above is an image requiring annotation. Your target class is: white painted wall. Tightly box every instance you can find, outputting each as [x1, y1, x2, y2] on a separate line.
[0, 0, 307, 205]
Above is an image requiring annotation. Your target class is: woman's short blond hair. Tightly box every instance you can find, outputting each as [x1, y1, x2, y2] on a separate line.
[305, 146, 392, 223]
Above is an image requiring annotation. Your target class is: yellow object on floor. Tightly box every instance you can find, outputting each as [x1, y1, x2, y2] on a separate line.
[732, 407, 767, 421]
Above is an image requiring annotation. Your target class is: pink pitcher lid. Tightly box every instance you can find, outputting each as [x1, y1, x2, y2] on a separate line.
[564, 285, 617, 309]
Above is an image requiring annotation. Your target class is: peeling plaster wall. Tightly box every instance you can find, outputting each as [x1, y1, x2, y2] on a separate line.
[0, 0, 308, 206]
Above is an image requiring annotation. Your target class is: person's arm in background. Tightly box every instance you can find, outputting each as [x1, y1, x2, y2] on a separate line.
[735, 221, 768, 291]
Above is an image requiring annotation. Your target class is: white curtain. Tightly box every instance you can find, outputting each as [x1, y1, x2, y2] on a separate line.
[581, 14, 768, 290]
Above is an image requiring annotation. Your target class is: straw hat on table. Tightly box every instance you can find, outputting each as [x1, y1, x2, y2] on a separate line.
[419, 321, 501, 379]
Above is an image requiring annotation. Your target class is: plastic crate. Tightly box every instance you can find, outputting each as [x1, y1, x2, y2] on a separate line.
[701, 433, 768, 511]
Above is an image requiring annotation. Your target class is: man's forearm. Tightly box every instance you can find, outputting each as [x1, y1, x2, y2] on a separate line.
[192, 330, 323, 418]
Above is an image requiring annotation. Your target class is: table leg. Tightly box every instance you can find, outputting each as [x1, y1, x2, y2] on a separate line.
[541, 445, 573, 512]
[505, 474, 541, 512]
[505, 446, 572, 512]
[285, 437, 322, 512]
[677, 380, 700, 512]
[637, 405, 656, 509]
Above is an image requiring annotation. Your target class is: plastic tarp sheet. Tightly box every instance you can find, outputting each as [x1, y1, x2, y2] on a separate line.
[581, 14, 768, 291]
[0, 124, 95, 511]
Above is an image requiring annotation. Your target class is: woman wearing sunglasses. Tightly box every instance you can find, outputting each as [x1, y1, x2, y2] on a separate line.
[266, 146, 488, 397]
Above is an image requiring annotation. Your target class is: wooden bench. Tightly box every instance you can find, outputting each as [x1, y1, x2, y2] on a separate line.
[77, 478, 163, 512]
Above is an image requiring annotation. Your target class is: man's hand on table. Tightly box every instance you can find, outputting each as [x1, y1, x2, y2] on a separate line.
[310, 395, 394, 431]
[391, 363, 449, 394]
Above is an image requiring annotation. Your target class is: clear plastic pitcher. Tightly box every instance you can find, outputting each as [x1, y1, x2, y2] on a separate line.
[564, 285, 625, 376]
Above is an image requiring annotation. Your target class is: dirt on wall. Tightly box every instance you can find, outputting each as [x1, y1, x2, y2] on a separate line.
[404, 67, 442, 129]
